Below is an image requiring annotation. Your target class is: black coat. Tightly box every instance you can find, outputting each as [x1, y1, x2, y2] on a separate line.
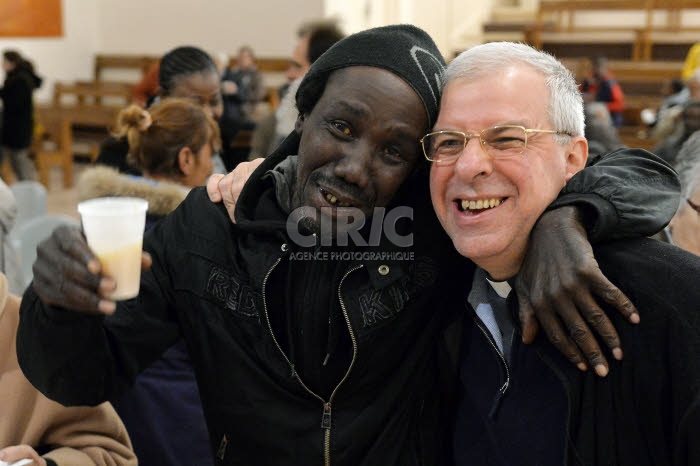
[0, 67, 41, 149]
[455, 238, 700, 466]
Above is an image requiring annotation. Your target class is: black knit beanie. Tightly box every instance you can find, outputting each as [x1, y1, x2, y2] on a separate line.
[296, 24, 446, 127]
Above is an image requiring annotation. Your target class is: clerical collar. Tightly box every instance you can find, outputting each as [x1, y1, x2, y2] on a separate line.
[485, 276, 512, 299]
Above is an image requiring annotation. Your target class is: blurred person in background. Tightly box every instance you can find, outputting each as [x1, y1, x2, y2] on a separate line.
[584, 102, 625, 160]
[0, 269, 136, 466]
[653, 100, 700, 166]
[582, 56, 625, 127]
[132, 60, 160, 108]
[221, 46, 265, 122]
[0, 50, 42, 181]
[97, 46, 227, 176]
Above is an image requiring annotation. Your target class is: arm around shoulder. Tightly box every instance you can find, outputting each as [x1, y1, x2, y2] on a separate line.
[549, 148, 680, 242]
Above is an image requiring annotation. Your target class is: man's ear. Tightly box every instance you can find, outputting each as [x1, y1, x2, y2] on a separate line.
[564, 136, 589, 182]
[178, 146, 195, 175]
[295, 114, 305, 135]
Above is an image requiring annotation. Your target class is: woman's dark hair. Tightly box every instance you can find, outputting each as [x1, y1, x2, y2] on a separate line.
[3, 50, 35, 74]
[158, 46, 217, 96]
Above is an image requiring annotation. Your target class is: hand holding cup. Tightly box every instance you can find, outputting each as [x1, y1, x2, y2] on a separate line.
[32, 198, 151, 315]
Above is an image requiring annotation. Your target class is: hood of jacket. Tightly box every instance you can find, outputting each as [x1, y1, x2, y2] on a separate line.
[7, 67, 42, 90]
[77, 166, 188, 217]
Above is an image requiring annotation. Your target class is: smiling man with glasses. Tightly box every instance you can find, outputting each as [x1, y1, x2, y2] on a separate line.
[430, 41, 700, 466]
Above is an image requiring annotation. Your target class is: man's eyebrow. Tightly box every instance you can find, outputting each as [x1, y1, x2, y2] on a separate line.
[332, 100, 370, 118]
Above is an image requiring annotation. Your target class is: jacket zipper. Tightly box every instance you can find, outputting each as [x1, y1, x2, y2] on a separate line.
[471, 314, 510, 417]
[260, 253, 362, 466]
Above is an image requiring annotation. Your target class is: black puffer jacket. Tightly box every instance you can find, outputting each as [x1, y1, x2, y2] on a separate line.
[0, 66, 41, 149]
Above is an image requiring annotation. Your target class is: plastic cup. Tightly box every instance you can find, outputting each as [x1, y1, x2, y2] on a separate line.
[78, 197, 148, 300]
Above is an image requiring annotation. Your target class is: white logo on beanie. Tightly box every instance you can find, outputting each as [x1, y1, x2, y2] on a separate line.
[410, 45, 445, 108]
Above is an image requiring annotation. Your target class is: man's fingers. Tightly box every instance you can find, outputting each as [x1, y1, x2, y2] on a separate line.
[537, 310, 588, 372]
[33, 268, 112, 315]
[573, 291, 623, 360]
[230, 158, 264, 201]
[206, 173, 225, 202]
[590, 274, 640, 323]
[141, 251, 152, 270]
[34, 240, 101, 293]
[219, 158, 264, 224]
[557, 303, 609, 377]
[517, 299, 539, 344]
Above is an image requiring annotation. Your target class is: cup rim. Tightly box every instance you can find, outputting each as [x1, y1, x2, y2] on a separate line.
[78, 197, 149, 217]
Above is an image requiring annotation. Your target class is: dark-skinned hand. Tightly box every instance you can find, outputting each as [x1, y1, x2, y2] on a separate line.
[515, 206, 639, 377]
[31, 225, 152, 315]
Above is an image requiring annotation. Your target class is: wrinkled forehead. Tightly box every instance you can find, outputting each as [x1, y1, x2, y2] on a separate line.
[323, 66, 430, 127]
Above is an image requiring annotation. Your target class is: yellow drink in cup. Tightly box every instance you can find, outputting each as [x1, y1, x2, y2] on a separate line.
[78, 197, 148, 300]
[91, 241, 144, 300]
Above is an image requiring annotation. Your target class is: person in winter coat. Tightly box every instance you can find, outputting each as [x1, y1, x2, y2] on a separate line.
[0, 50, 41, 181]
[0, 270, 136, 466]
[78, 98, 220, 466]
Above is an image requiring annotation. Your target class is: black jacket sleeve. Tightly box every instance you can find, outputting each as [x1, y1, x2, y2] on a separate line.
[16, 207, 184, 406]
[547, 148, 680, 243]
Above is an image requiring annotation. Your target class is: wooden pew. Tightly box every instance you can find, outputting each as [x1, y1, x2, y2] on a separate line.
[93, 54, 159, 82]
[33, 104, 121, 189]
[528, 0, 700, 60]
[53, 81, 133, 107]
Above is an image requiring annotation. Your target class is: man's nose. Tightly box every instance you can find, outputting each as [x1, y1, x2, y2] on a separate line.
[333, 143, 372, 189]
[453, 137, 494, 180]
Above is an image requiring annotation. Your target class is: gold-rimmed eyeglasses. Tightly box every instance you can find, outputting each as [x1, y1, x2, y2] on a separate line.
[420, 125, 571, 165]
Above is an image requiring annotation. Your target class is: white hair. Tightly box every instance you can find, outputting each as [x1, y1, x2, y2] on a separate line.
[444, 42, 585, 142]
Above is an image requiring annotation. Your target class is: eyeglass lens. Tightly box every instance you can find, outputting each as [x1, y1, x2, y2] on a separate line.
[423, 126, 527, 162]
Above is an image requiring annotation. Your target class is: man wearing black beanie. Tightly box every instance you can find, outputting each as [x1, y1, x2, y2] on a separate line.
[19, 25, 679, 466]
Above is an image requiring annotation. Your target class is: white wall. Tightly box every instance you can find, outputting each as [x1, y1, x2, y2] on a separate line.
[97, 0, 323, 56]
[0, 0, 324, 103]
[0, 0, 100, 102]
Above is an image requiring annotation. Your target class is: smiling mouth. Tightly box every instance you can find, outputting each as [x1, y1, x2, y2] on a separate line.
[320, 188, 356, 208]
[456, 197, 506, 213]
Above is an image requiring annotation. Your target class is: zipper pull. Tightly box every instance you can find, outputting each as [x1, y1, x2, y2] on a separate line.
[321, 402, 332, 429]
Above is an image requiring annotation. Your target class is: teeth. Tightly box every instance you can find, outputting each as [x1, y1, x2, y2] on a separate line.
[325, 192, 352, 207]
[460, 198, 503, 211]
